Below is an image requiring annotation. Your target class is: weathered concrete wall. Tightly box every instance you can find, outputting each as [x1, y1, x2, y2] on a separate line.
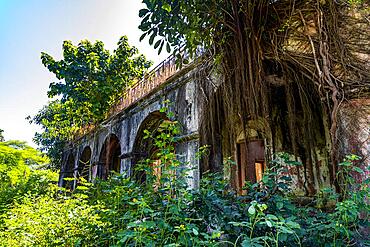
[59, 66, 201, 188]
[338, 99, 370, 181]
[59, 60, 369, 195]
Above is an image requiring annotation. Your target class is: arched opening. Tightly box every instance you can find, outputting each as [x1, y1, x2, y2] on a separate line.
[98, 134, 121, 180]
[78, 146, 92, 181]
[132, 111, 169, 183]
[63, 153, 75, 189]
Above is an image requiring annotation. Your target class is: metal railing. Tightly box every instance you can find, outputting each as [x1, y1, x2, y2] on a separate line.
[108, 53, 179, 116]
[75, 48, 203, 139]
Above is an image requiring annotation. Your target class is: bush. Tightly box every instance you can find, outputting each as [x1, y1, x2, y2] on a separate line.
[0, 127, 368, 246]
[0, 141, 103, 247]
[0, 191, 104, 247]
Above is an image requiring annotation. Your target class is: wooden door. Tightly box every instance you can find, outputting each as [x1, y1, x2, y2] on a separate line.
[236, 140, 265, 193]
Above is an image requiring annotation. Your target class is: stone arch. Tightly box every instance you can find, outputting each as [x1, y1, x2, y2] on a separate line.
[77, 146, 92, 181]
[131, 111, 169, 182]
[63, 152, 75, 189]
[98, 134, 121, 180]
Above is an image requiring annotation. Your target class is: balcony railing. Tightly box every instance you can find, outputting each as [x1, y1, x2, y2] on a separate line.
[108, 53, 180, 117]
[75, 48, 202, 139]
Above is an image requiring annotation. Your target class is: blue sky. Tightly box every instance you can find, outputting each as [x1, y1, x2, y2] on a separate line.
[0, 0, 168, 146]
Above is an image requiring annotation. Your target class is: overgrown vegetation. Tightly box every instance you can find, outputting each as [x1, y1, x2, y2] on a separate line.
[29, 37, 152, 168]
[0, 140, 103, 246]
[0, 140, 51, 214]
[139, 0, 370, 194]
[3, 1, 368, 246]
[0, 118, 368, 246]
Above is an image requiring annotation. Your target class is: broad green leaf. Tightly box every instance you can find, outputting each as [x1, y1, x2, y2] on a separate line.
[162, 3, 171, 12]
[149, 33, 155, 45]
[248, 205, 256, 215]
[353, 166, 364, 174]
[139, 33, 147, 42]
[139, 8, 149, 17]
[266, 220, 273, 227]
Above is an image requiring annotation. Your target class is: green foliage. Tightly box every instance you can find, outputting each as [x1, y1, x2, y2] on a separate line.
[42, 37, 151, 118]
[0, 140, 52, 212]
[0, 129, 4, 142]
[91, 140, 368, 246]
[347, 0, 365, 5]
[289, 155, 369, 247]
[0, 128, 368, 245]
[0, 141, 103, 246]
[0, 192, 104, 247]
[88, 112, 209, 246]
[139, 0, 218, 57]
[29, 100, 75, 166]
[30, 36, 152, 167]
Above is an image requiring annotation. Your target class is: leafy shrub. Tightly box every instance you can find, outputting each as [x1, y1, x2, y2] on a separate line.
[0, 141, 103, 247]
[0, 190, 104, 247]
[0, 126, 368, 246]
[0, 140, 54, 213]
[300, 155, 370, 247]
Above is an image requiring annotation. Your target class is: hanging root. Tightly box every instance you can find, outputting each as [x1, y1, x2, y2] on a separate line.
[196, 0, 369, 190]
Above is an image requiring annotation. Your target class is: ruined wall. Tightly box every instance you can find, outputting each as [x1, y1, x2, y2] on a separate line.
[59, 58, 369, 195]
[59, 67, 201, 188]
[338, 99, 370, 181]
[198, 66, 335, 196]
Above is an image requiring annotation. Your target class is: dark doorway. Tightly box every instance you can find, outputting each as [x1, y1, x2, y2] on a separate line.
[98, 134, 121, 180]
[78, 146, 91, 181]
[63, 153, 75, 189]
[131, 111, 169, 183]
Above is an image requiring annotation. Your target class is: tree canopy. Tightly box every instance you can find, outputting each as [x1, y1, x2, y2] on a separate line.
[30, 36, 152, 167]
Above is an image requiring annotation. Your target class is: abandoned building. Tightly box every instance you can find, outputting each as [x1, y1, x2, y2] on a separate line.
[58, 46, 369, 197]
[59, 4, 370, 196]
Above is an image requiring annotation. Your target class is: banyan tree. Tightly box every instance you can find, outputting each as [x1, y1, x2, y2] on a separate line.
[139, 0, 370, 195]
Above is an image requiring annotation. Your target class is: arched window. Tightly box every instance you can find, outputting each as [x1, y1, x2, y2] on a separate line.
[131, 111, 170, 184]
[63, 153, 75, 190]
[98, 134, 121, 180]
[78, 146, 92, 181]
